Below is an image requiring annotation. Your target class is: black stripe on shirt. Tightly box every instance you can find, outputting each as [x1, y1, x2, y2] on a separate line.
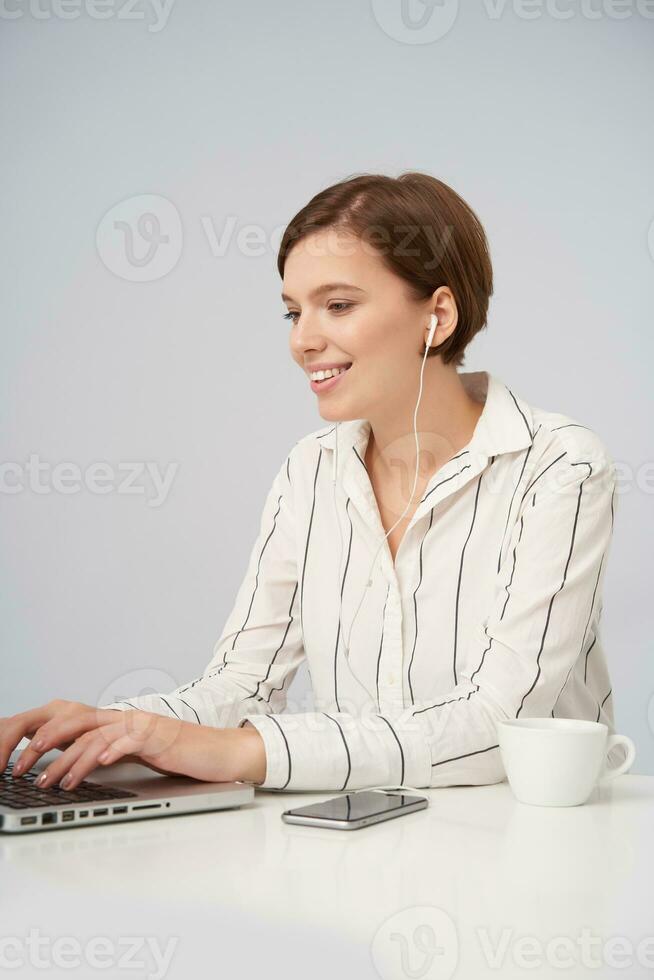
[521, 452, 568, 503]
[408, 508, 434, 704]
[376, 715, 405, 785]
[596, 687, 612, 722]
[159, 695, 181, 720]
[552, 537, 605, 717]
[411, 625, 494, 721]
[268, 715, 292, 789]
[584, 635, 598, 685]
[300, 448, 323, 637]
[516, 462, 593, 717]
[610, 484, 615, 530]
[582, 555, 605, 684]
[211, 485, 287, 677]
[432, 743, 499, 767]
[497, 424, 542, 574]
[176, 696, 201, 724]
[452, 473, 484, 686]
[335, 497, 354, 711]
[506, 386, 533, 440]
[375, 583, 391, 710]
[353, 446, 368, 474]
[111, 700, 146, 711]
[500, 514, 526, 621]
[420, 462, 472, 506]
[252, 668, 293, 706]
[323, 712, 352, 791]
[242, 580, 300, 703]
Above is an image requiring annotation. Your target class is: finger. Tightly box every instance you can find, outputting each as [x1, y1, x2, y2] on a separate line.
[12, 708, 123, 778]
[33, 736, 94, 790]
[0, 705, 55, 772]
[33, 723, 121, 789]
[13, 718, 91, 777]
[39, 722, 143, 790]
[61, 731, 144, 790]
[95, 734, 144, 769]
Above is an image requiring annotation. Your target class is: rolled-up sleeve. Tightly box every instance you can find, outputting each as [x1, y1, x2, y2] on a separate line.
[98, 452, 306, 730]
[239, 451, 617, 791]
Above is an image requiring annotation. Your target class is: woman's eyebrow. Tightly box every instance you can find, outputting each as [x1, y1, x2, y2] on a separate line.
[281, 282, 366, 303]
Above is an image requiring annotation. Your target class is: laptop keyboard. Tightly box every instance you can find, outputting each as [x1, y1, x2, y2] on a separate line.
[1, 761, 138, 809]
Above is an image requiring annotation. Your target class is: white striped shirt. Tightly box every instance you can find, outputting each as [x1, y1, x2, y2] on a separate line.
[100, 370, 619, 792]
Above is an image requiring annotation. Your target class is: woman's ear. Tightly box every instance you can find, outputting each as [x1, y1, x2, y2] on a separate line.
[428, 287, 458, 347]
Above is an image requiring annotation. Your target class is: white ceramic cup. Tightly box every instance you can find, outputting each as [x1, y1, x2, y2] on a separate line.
[496, 717, 636, 806]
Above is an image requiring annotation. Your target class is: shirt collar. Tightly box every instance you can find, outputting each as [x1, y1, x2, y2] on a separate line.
[315, 370, 535, 462]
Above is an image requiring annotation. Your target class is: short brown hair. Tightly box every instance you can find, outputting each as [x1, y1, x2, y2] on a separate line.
[277, 171, 493, 368]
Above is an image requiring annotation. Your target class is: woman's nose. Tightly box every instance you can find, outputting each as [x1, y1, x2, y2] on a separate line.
[290, 315, 326, 355]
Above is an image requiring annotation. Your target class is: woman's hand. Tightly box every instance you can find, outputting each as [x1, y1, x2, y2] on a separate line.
[0, 699, 127, 775]
[11, 709, 267, 790]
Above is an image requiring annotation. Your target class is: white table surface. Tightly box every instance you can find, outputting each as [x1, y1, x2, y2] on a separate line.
[1, 774, 653, 979]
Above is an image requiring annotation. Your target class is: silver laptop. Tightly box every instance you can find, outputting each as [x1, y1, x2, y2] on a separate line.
[0, 747, 254, 834]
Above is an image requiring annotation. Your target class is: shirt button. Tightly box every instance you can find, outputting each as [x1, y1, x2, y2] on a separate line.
[387, 674, 397, 685]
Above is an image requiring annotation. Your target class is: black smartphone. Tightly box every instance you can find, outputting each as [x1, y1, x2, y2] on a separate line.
[281, 790, 428, 830]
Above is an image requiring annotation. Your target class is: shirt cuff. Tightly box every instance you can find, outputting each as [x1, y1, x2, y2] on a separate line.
[238, 712, 433, 792]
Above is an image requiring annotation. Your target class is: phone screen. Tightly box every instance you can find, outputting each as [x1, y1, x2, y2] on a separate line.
[284, 791, 425, 822]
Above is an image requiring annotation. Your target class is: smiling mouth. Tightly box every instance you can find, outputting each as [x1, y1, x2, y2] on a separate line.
[310, 364, 352, 388]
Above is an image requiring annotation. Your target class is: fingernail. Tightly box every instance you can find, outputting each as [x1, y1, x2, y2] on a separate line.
[97, 750, 110, 762]
[32, 738, 44, 750]
[36, 772, 47, 786]
[13, 761, 24, 775]
[60, 774, 72, 789]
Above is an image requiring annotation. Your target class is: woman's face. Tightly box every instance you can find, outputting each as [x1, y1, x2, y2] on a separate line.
[282, 229, 434, 422]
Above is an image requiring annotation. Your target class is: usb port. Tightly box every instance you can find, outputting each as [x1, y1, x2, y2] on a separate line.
[62, 811, 74, 822]
[20, 816, 38, 826]
[113, 806, 128, 814]
[92, 808, 108, 817]
[42, 812, 57, 825]
[79, 810, 89, 818]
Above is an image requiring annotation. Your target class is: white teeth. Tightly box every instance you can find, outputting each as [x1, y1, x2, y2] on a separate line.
[310, 366, 349, 381]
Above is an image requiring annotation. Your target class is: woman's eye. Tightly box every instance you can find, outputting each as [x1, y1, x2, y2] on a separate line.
[282, 302, 352, 323]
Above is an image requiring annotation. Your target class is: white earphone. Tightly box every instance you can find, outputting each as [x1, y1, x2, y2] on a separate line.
[331, 313, 438, 697]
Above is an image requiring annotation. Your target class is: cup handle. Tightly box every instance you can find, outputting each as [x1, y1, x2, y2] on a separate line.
[597, 734, 636, 786]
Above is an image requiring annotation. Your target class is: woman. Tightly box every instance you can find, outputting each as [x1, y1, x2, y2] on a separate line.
[2, 172, 618, 793]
